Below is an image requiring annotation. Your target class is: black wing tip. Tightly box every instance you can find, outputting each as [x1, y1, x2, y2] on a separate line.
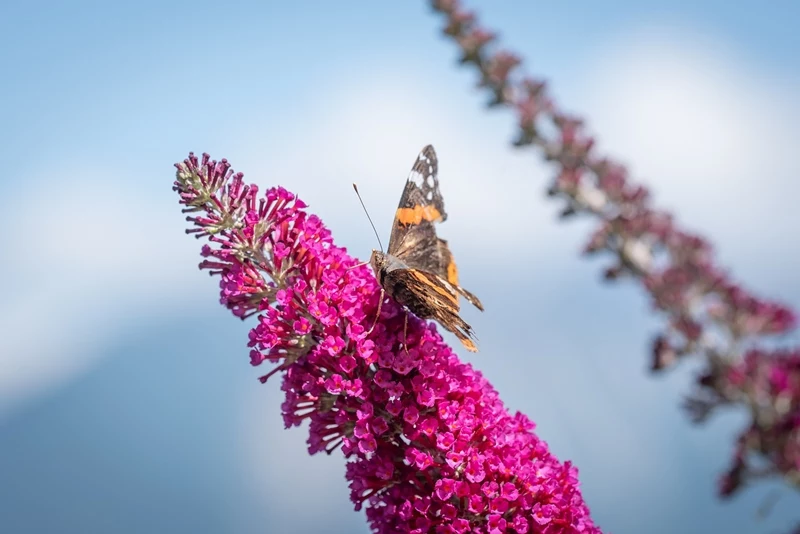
[419, 145, 437, 160]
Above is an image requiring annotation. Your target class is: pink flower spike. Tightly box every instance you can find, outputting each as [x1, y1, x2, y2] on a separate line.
[173, 153, 602, 532]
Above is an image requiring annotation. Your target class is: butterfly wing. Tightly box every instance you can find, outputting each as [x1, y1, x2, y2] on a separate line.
[383, 267, 479, 352]
[387, 145, 483, 312]
[435, 238, 484, 311]
[386, 145, 447, 273]
[379, 145, 483, 352]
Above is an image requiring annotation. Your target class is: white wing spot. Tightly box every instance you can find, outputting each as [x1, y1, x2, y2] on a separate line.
[409, 170, 425, 187]
[426, 174, 436, 188]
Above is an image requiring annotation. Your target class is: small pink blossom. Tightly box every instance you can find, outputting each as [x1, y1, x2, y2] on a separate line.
[434, 478, 456, 501]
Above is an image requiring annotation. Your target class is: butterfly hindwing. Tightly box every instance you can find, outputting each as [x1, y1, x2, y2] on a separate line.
[436, 238, 484, 312]
[383, 267, 478, 352]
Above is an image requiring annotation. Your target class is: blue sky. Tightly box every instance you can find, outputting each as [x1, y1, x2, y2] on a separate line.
[1, 2, 799, 533]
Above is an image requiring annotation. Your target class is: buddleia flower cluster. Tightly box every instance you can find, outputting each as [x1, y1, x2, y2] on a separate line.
[173, 152, 602, 533]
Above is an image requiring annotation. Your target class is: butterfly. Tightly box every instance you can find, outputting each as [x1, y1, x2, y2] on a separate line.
[358, 145, 484, 352]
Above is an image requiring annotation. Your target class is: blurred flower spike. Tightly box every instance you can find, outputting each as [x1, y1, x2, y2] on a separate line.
[173, 152, 602, 533]
[430, 0, 799, 501]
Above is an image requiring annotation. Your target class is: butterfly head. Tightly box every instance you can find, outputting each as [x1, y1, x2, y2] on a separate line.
[369, 249, 386, 277]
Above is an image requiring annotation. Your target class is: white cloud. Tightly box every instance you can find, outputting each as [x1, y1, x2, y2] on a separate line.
[578, 25, 800, 279]
[0, 168, 209, 419]
[236, 70, 569, 276]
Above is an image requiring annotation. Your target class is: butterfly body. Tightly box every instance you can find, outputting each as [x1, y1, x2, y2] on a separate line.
[368, 145, 483, 352]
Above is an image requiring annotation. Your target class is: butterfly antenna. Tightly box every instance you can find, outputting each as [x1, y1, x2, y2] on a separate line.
[352, 183, 384, 252]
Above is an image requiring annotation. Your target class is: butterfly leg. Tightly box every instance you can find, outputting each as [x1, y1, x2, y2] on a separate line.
[366, 288, 384, 336]
[402, 312, 410, 356]
[346, 261, 369, 272]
